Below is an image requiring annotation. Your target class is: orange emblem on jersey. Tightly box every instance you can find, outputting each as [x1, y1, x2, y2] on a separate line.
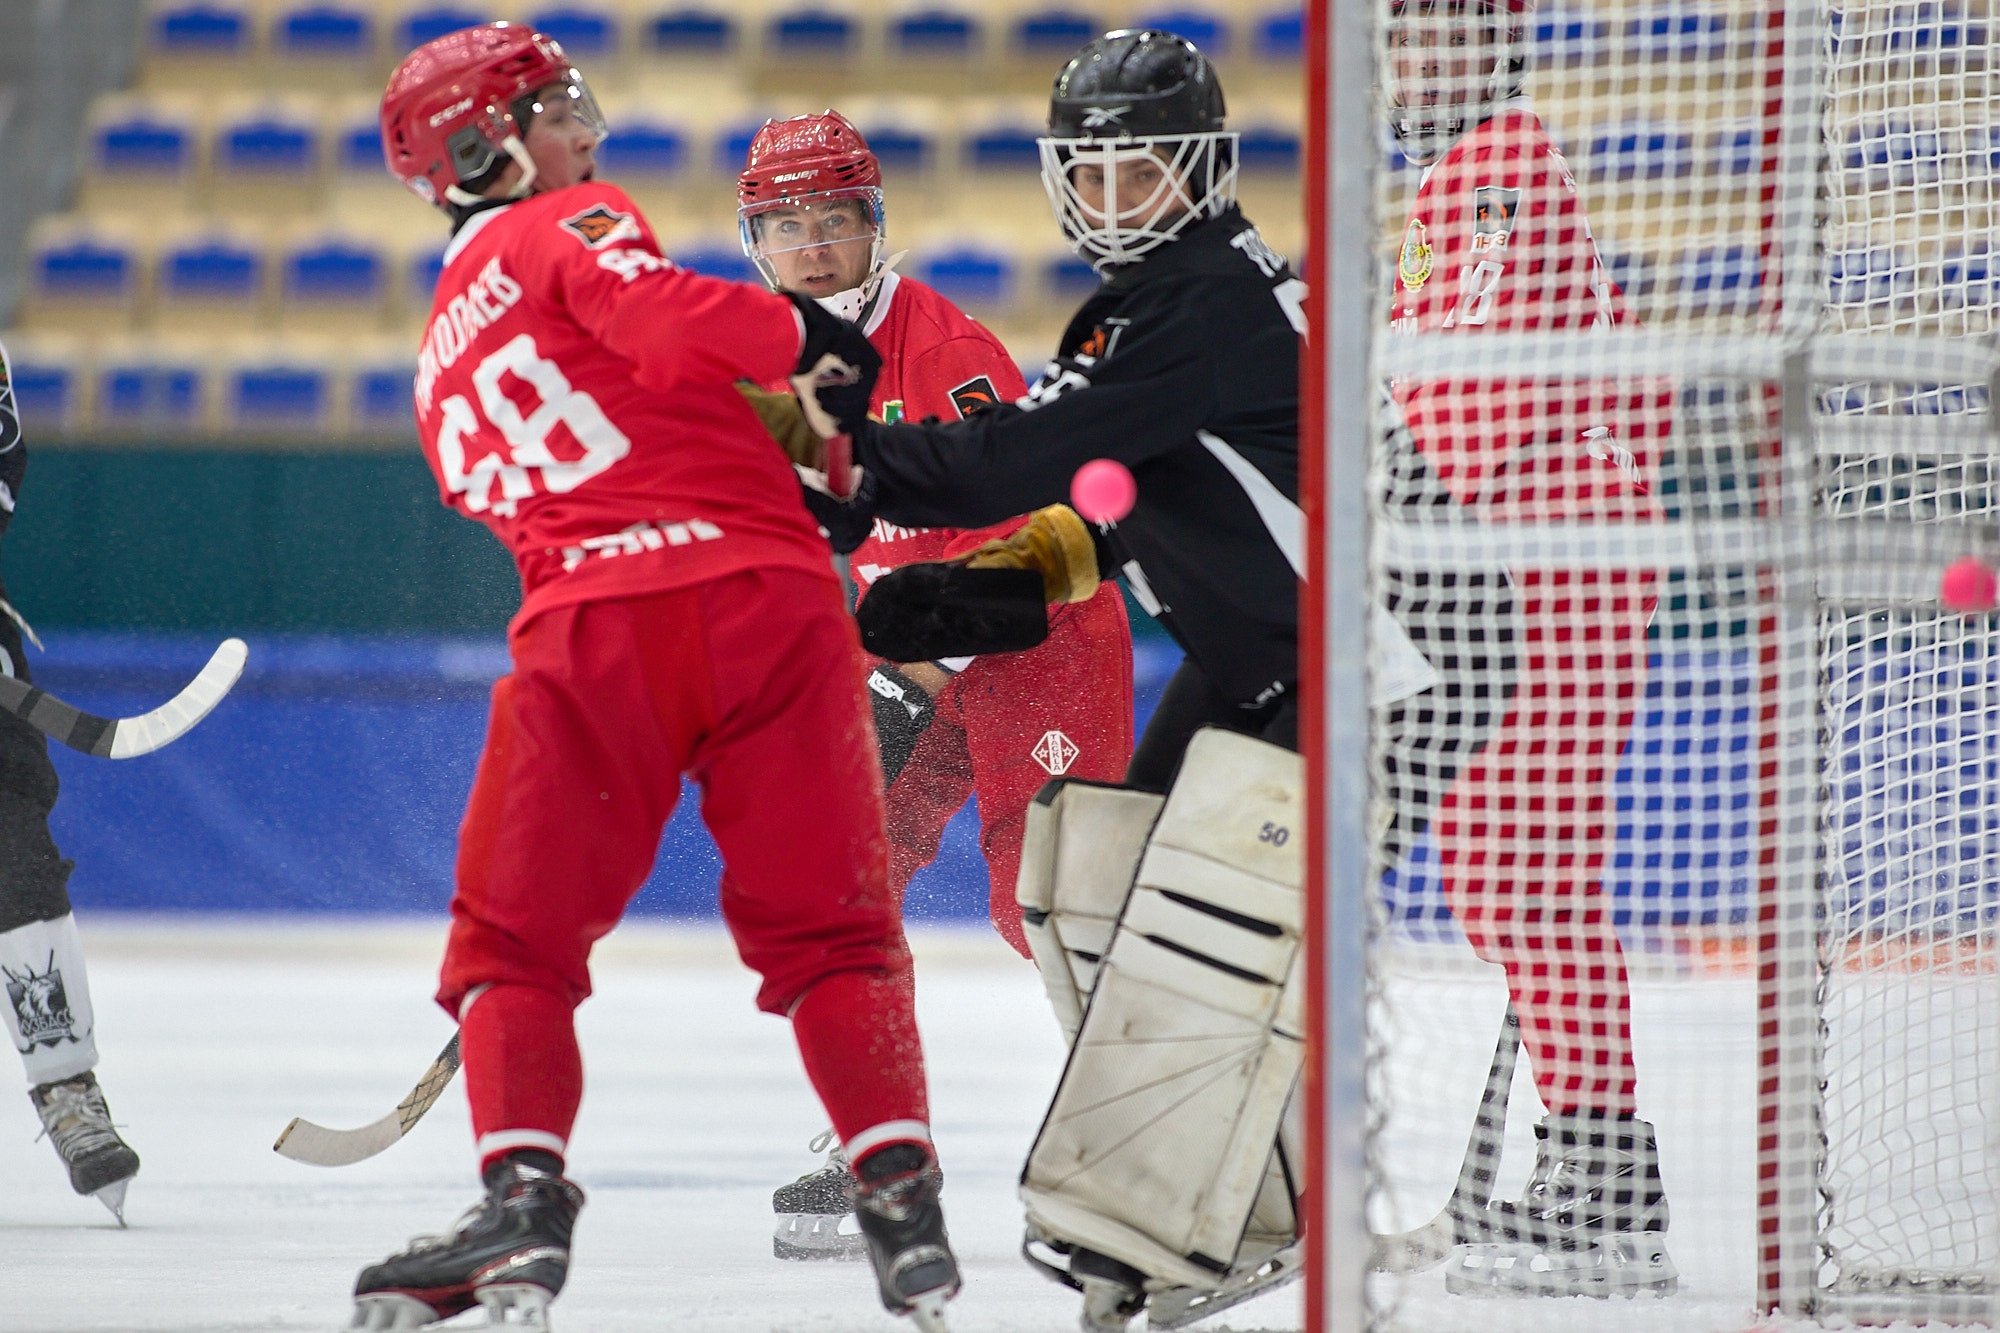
[559, 205, 641, 250]
[948, 376, 1000, 419]
[1077, 328, 1109, 359]
[1399, 218, 1433, 291]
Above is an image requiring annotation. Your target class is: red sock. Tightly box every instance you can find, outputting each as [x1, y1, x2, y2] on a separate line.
[790, 967, 931, 1160]
[460, 983, 582, 1175]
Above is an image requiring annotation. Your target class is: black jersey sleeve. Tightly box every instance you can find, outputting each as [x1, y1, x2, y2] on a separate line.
[0, 343, 24, 540]
[853, 292, 1218, 529]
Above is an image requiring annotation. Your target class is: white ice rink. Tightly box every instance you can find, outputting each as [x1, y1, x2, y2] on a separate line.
[1, 919, 1301, 1333]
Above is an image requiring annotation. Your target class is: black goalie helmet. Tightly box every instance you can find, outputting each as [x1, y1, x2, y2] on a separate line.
[1039, 30, 1239, 269]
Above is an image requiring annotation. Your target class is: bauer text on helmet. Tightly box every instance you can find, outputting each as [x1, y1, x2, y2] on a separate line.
[1384, 0, 1533, 166]
[1038, 29, 1240, 270]
[381, 23, 608, 207]
[738, 111, 891, 323]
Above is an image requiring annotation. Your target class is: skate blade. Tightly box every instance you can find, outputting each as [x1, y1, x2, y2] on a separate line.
[906, 1288, 951, 1333]
[1444, 1233, 1680, 1299]
[93, 1179, 130, 1228]
[475, 1283, 554, 1330]
[349, 1293, 441, 1331]
[1148, 1244, 1304, 1329]
[773, 1211, 868, 1262]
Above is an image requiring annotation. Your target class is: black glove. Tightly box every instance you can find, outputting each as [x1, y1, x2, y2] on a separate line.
[799, 464, 879, 555]
[856, 563, 1048, 662]
[866, 664, 936, 786]
[787, 292, 882, 437]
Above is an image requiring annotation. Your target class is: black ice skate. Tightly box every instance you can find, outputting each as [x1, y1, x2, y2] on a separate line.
[30, 1071, 140, 1225]
[772, 1128, 866, 1261]
[1448, 1112, 1678, 1298]
[350, 1156, 584, 1331]
[854, 1143, 959, 1333]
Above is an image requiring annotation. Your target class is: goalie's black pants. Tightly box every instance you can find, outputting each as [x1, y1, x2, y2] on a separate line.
[0, 567, 72, 936]
[1126, 656, 1297, 794]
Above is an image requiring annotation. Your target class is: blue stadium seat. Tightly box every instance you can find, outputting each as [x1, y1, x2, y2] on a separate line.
[1584, 125, 1697, 181]
[1713, 125, 1759, 175]
[1132, 8, 1227, 55]
[1825, 248, 1898, 308]
[230, 363, 330, 429]
[1237, 124, 1301, 173]
[672, 243, 757, 284]
[715, 118, 767, 173]
[284, 237, 386, 303]
[274, 4, 374, 55]
[1600, 248, 1657, 299]
[98, 362, 205, 429]
[152, 2, 250, 53]
[1044, 253, 1098, 299]
[1012, 8, 1094, 54]
[353, 364, 418, 431]
[7, 358, 79, 431]
[1254, 7, 1304, 58]
[967, 124, 1041, 171]
[767, 7, 856, 56]
[397, 6, 485, 51]
[340, 120, 384, 173]
[93, 111, 193, 175]
[411, 248, 447, 298]
[162, 237, 263, 301]
[530, 6, 617, 55]
[1678, 244, 1762, 311]
[862, 124, 933, 173]
[33, 237, 138, 302]
[890, 8, 978, 55]
[648, 7, 735, 52]
[915, 246, 1014, 305]
[1530, 12, 1614, 65]
[599, 118, 686, 175]
[216, 114, 319, 176]
[1627, 8, 1731, 60]
[1940, 249, 1993, 311]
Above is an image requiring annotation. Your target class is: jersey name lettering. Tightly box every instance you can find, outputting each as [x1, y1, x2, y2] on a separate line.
[416, 257, 525, 414]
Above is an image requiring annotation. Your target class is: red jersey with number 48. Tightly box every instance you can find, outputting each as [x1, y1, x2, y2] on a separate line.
[413, 182, 834, 630]
[844, 272, 1030, 590]
[1389, 104, 1667, 523]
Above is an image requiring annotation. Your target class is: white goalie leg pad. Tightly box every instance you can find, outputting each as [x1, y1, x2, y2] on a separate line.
[1022, 728, 1305, 1292]
[1016, 778, 1165, 1046]
[0, 913, 99, 1086]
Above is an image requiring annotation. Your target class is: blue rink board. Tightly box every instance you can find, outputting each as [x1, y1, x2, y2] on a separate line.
[39, 632, 2000, 940]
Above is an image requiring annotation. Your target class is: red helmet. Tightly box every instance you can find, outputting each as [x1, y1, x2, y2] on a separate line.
[736, 111, 889, 304]
[380, 22, 605, 207]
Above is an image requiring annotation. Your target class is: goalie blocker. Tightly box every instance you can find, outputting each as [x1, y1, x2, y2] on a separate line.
[1015, 728, 1304, 1331]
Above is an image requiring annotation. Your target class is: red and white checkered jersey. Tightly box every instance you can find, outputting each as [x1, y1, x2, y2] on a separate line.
[1389, 104, 1668, 521]
[412, 182, 835, 631]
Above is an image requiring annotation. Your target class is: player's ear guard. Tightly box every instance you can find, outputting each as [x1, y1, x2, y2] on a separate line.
[858, 565, 1049, 661]
[736, 382, 824, 469]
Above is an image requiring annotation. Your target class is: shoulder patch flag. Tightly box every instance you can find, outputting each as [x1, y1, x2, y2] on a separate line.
[560, 204, 643, 250]
[948, 375, 1001, 419]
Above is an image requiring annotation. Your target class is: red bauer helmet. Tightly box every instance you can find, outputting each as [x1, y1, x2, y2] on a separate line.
[736, 111, 889, 310]
[380, 22, 606, 207]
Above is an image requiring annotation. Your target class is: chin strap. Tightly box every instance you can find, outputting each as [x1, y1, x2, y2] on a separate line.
[816, 249, 907, 326]
[444, 136, 539, 208]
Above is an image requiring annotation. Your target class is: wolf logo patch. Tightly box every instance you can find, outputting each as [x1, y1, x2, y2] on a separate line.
[560, 204, 643, 250]
[948, 376, 1001, 419]
[5, 954, 77, 1050]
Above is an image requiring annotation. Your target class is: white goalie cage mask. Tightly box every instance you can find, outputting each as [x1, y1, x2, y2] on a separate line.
[1038, 132, 1239, 270]
[738, 186, 889, 323]
[1383, 0, 1529, 165]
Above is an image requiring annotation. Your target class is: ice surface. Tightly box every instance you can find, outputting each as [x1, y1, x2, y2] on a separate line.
[1, 919, 1304, 1333]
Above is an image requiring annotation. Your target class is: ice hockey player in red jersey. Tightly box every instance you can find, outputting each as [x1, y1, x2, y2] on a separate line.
[1383, 0, 1677, 1298]
[352, 25, 957, 1331]
[737, 109, 1136, 1261]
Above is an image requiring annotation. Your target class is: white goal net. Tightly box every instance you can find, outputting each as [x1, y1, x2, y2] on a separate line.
[1310, 0, 1999, 1327]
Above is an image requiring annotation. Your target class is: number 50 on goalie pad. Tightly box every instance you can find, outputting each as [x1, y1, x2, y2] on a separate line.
[1018, 728, 1305, 1293]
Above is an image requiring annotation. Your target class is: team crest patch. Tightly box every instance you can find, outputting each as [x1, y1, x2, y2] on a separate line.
[560, 204, 642, 250]
[948, 376, 1001, 418]
[1399, 218, 1433, 291]
[5, 954, 77, 1050]
[1471, 185, 1521, 253]
[1032, 729, 1080, 776]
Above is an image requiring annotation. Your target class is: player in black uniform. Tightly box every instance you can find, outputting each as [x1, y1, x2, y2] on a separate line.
[807, 28, 1303, 790]
[0, 340, 142, 1223]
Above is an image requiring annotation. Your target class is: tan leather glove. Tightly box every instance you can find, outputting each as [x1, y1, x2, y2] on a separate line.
[735, 382, 825, 470]
[963, 504, 1101, 605]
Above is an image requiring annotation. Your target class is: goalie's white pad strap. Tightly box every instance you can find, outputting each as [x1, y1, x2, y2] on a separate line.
[1017, 779, 1164, 1045]
[0, 912, 98, 1086]
[1022, 728, 1304, 1290]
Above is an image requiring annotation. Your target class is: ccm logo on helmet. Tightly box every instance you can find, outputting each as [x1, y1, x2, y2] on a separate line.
[429, 97, 475, 127]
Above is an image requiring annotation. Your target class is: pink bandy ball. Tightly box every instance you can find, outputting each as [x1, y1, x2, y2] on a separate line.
[1071, 458, 1137, 524]
[1940, 556, 1999, 613]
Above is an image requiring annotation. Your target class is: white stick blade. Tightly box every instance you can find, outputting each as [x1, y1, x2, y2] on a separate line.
[108, 637, 249, 759]
[273, 1110, 406, 1167]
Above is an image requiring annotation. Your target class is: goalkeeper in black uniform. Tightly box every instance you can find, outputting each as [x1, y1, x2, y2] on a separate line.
[0, 340, 141, 1222]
